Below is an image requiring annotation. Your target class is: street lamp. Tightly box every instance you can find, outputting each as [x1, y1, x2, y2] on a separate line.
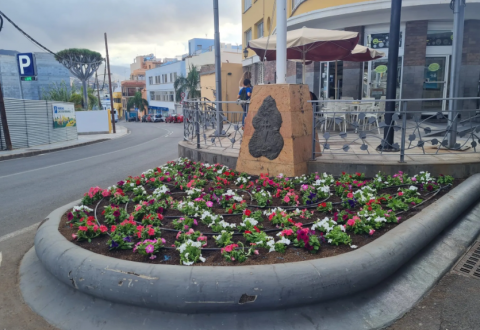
[243, 47, 249, 59]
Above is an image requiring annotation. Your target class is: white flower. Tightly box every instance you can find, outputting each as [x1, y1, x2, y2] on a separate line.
[277, 237, 291, 245]
[130, 183, 135, 187]
[199, 256, 206, 263]
[233, 195, 243, 202]
[350, 245, 358, 249]
[183, 261, 194, 266]
[243, 218, 258, 226]
[409, 186, 418, 191]
[374, 217, 387, 223]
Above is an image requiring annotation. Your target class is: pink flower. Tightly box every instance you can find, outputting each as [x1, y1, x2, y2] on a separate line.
[184, 225, 189, 230]
[194, 197, 203, 202]
[176, 231, 182, 239]
[79, 226, 88, 232]
[93, 225, 99, 232]
[187, 228, 194, 235]
[99, 225, 108, 233]
[254, 250, 259, 255]
[398, 192, 404, 196]
[206, 201, 213, 207]
[149, 255, 157, 260]
[347, 193, 354, 199]
[148, 228, 155, 236]
[283, 196, 290, 203]
[102, 190, 111, 197]
[193, 219, 198, 226]
[369, 229, 375, 236]
[72, 233, 78, 240]
[412, 177, 417, 182]
[301, 184, 309, 191]
[135, 205, 142, 212]
[347, 219, 356, 227]
[145, 244, 155, 254]
[161, 238, 166, 245]
[231, 257, 235, 261]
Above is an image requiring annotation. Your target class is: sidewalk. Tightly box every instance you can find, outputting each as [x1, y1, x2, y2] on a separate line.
[0, 125, 129, 161]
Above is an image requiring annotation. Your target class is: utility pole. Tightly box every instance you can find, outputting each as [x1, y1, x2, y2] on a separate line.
[104, 32, 116, 134]
[213, 0, 223, 136]
[0, 82, 13, 150]
[95, 71, 102, 110]
[380, 0, 402, 151]
[276, 0, 287, 84]
[447, 0, 466, 148]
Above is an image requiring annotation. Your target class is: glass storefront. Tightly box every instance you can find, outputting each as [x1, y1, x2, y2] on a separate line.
[364, 57, 403, 100]
[421, 56, 450, 112]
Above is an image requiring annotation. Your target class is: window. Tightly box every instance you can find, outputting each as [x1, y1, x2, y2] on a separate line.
[150, 91, 155, 100]
[255, 63, 264, 85]
[244, 0, 252, 12]
[245, 29, 252, 46]
[173, 72, 177, 82]
[256, 20, 264, 38]
[149, 76, 153, 85]
[197, 45, 202, 51]
[427, 31, 453, 46]
[170, 73, 174, 82]
[368, 32, 403, 49]
[169, 92, 174, 102]
[292, 0, 306, 11]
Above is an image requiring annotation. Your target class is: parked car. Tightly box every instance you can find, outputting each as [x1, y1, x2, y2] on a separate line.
[165, 114, 184, 123]
[152, 114, 164, 122]
[127, 112, 139, 122]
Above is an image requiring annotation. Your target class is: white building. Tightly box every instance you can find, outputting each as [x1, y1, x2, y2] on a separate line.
[146, 60, 186, 114]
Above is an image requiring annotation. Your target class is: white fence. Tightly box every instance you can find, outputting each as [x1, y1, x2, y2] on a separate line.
[0, 98, 77, 150]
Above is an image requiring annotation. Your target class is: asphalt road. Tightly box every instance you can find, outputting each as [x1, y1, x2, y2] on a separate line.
[0, 122, 185, 238]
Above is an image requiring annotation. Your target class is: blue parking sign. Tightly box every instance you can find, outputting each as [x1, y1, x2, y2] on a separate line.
[17, 53, 36, 77]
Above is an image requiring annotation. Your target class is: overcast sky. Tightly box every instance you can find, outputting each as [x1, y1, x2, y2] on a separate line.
[0, 0, 242, 68]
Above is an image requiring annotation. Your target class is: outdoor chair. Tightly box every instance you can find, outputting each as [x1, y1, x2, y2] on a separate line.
[322, 102, 348, 132]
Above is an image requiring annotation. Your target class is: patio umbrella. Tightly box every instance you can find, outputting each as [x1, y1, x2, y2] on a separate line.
[248, 27, 359, 84]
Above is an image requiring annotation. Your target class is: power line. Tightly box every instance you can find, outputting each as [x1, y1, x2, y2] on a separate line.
[0, 10, 103, 65]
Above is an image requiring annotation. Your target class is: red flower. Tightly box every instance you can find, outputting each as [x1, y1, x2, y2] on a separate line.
[157, 213, 164, 220]
[320, 203, 327, 208]
[244, 209, 252, 216]
[79, 226, 88, 232]
[245, 230, 252, 234]
[253, 226, 261, 233]
[111, 225, 117, 232]
[228, 209, 233, 214]
[99, 225, 108, 233]
[398, 192, 404, 196]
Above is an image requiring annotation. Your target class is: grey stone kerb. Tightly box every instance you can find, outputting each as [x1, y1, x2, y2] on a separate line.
[35, 175, 480, 314]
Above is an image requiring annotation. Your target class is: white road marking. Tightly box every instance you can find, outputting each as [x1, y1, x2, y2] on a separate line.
[0, 127, 172, 180]
[0, 252, 2, 268]
[0, 222, 41, 244]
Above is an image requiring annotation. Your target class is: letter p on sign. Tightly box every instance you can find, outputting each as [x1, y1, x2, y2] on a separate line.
[16, 53, 36, 77]
[18, 55, 31, 75]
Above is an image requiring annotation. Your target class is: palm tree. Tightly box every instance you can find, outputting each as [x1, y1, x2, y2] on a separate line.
[126, 92, 149, 112]
[174, 64, 201, 101]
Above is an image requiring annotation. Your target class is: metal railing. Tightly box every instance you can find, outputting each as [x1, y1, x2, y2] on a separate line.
[311, 97, 480, 162]
[183, 99, 248, 149]
[0, 98, 78, 150]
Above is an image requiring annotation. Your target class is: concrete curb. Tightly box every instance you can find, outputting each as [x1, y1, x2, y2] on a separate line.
[34, 175, 480, 314]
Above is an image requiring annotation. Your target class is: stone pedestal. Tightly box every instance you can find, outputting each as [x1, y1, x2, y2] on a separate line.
[236, 84, 320, 177]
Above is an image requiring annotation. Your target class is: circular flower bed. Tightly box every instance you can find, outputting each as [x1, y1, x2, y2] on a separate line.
[59, 158, 457, 266]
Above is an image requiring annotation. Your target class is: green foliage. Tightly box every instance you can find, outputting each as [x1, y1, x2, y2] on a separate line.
[55, 48, 104, 64]
[127, 92, 148, 112]
[41, 81, 98, 110]
[174, 64, 201, 101]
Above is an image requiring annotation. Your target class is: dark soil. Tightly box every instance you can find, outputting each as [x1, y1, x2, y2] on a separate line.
[57, 179, 462, 266]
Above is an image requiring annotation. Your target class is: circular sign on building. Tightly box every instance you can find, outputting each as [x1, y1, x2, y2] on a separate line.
[428, 63, 440, 72]
[375, 65, 388, 74]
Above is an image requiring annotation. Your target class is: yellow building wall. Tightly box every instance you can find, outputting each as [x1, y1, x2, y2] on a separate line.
[242, 0, 373, 55]
[290, 0, 371, 17]
[113, 91, 123, 118]
[200, 63, 243, 119]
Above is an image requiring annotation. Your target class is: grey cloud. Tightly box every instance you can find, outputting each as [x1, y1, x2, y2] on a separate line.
[0, 0, 241, 66]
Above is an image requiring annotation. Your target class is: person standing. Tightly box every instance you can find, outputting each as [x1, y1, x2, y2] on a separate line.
[238, 77, 252, 127]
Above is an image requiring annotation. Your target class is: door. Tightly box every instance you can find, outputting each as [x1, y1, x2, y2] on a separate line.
[421, 56, 449, 112]
[368, 57, 403, 100]
[320, 62, 329, 99]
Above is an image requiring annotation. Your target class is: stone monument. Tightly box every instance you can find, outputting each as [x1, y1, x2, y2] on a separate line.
[236, 84, 320, 177]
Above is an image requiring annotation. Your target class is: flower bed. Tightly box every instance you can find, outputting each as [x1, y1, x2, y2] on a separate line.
[58, 158, 458, 266]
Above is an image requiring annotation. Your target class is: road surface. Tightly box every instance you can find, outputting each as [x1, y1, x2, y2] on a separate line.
[0, 122, 184, 238]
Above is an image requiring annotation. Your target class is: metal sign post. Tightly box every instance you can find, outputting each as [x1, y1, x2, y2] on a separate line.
[105, 33, 116, 134]
[447, 0, 466, 148]
[0, 82, 13, 150]
[213, 0, 223, 136]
